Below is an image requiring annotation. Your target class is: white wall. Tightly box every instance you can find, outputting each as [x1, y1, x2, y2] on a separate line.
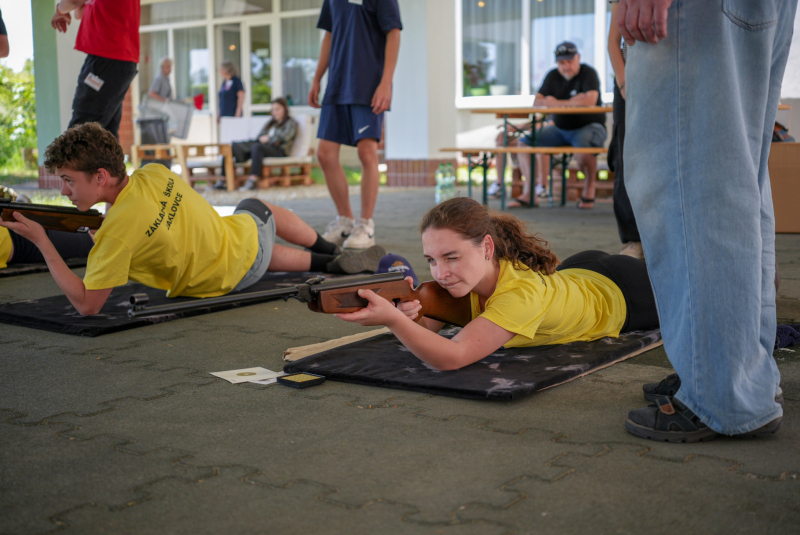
[385, 0, 429, 160]
[55, 20, 87, 131]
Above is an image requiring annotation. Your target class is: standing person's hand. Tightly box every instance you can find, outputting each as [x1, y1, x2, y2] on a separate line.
[258, 135, 269, 144]
[308, 80, 321, 109]
[618, 0, 673, 45]
[51, 6, 72, 32]
[371, 81, 392, 114]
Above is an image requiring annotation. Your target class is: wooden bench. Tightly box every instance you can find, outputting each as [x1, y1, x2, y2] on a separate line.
[440, 146, 608, 209]
[185, 115, 315, 191]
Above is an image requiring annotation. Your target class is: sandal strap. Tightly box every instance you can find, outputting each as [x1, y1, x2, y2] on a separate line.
[652, 395, 708, 433]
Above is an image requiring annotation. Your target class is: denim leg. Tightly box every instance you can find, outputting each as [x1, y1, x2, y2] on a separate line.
[624, 0, 796, 434]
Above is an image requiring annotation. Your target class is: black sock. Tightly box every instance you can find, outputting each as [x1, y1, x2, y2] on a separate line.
[310, 232, 340, 255]
[310, 252, 336, 272]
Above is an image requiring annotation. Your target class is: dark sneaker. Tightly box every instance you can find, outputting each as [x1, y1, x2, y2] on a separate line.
[211, 179, 227, 190]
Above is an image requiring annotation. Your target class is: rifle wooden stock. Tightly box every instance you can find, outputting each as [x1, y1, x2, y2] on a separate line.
[0, 201, 103, 233]
[128, 272, 472, 326]
[313, 279, 472, 327]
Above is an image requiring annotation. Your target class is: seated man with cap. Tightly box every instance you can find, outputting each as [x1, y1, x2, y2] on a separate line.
[507, 41, 607, 209]
[0, 123, 386, 316]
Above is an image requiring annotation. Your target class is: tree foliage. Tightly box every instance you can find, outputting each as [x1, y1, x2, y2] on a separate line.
[0, 59, 37, 171]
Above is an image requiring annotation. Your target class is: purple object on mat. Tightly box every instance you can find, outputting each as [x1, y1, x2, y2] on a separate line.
[377, 254, 419, 286]
[776, 324, 800, 350]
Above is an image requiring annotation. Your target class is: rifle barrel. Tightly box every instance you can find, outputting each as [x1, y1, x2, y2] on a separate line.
[127, 272, 407, 319]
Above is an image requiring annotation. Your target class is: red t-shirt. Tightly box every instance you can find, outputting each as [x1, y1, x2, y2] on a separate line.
[74, 0, 140, 63]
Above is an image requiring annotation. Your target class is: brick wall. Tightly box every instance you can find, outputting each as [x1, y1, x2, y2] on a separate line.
[385, 158, 457, 187]
[118, 88, 134, 158]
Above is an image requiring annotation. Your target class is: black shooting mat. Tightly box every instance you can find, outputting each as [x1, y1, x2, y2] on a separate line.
[284, 327, 663, 401]
[0, 258, 87, 278]
[0, 271, 323, 337]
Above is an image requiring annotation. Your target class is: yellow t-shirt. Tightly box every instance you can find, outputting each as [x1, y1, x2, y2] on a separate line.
[83, 164, 258, 297]
[470, 258, 627, 347]
[0, 227, 11, 270]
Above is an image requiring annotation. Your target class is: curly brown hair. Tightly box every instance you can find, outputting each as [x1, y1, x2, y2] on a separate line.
[419, 197, 559, 275]
[44, 122, 127, 181]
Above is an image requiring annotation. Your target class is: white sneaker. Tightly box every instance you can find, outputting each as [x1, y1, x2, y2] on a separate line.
[342, 217, 376, 249]
[535, 184, 547, 198]
[487, 182, 503, 197]
[322, 216, 354, 246]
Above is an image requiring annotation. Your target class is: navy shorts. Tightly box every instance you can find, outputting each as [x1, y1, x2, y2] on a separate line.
[318, 104, 384, 147]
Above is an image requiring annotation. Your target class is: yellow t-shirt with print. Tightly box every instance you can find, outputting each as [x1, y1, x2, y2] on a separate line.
[470, 258, 627, 347]
[83, 164, 258, 297]
[0, 227, 11, 270]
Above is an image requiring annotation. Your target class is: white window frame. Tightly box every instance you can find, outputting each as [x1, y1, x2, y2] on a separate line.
[455, 0, 610, 109]
[135, 0, 324, 122]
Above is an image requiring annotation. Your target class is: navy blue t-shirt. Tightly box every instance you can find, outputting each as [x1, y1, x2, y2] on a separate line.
[317, 0, 402, 106]
[219, 76, 244, 117]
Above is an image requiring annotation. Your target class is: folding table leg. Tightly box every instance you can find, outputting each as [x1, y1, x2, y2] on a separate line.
[467, 153, 473, 199]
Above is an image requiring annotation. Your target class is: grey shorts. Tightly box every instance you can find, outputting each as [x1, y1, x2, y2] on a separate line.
[232, 205, 276, 292]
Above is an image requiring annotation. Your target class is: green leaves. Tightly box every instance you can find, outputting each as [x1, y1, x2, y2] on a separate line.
[0, 59, 37, 172]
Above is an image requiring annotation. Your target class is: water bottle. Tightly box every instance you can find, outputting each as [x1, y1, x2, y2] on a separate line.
[445, 162, 457, 200]
[434, 164, 445, 204]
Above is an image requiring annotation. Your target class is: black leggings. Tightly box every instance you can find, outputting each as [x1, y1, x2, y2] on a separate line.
[8, 230, 94, 265]
[556, 250, 659, 332]
[231, 141, 286, 177]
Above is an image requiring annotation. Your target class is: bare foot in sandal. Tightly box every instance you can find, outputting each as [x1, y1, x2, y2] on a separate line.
[507, 196, 538, 209]
[577, 196, 595, 209]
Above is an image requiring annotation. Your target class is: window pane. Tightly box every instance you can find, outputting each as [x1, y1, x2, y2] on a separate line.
[281, 0, 323, 10]
[174, 27, 209, 109]
[141, 0, 205, 25]
[462, 0, 522, 97]
[139, 31, 169, 100]
[281, 15, 323, 106]
[214, 0, 272, 17]
[250, 26, 272, 105]
[530, 0, 595, 93]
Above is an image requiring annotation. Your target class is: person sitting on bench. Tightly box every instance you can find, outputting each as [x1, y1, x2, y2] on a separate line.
[335, 197, 658, 370]
[505, 42, 607, 209]
[0, 123, 385, 315]
[212, 97, 297, 192]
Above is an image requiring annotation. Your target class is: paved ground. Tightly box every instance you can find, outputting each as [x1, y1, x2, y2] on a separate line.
[1, 188, 798, 534]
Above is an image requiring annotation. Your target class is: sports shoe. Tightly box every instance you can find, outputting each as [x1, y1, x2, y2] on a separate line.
[620, 241, 644, 260]
[535, 184, 548, 198]
[238, 178, 257, 191]
[322, 216, 354, 246]
[211, 179, 227, 190]
[342, 217, 375, 249]
[326, 245, 386, 274]
[487, 181, 503, 197]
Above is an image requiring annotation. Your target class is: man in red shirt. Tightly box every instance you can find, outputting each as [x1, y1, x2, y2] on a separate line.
[51, 0, 140, 139]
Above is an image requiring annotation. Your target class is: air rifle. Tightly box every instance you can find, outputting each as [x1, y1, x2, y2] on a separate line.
[127, 271, 472, 326]
[0, 201, 103, 233]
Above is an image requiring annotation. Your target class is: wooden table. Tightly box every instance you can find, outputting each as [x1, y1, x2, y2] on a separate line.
[459, 106, 614, 209]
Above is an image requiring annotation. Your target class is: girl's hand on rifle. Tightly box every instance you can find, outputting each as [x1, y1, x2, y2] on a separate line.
[0, 211, 48, 246]
[334, 288, 406, 327]
[396, 277, 422, 320]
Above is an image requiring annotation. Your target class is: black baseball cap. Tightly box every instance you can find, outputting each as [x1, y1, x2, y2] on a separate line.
[555, 41, 578, 61]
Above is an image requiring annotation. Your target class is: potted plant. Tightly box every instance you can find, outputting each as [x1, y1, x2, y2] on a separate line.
[463, 60, 488, 96]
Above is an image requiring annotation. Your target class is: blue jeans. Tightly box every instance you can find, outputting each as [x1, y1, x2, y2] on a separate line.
[625, 0, 797, 434]
[523, 123, 606, 148]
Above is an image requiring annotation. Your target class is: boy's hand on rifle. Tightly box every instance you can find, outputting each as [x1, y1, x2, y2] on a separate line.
[0, 212, 48, 245]
[334, 288, 406, 327]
